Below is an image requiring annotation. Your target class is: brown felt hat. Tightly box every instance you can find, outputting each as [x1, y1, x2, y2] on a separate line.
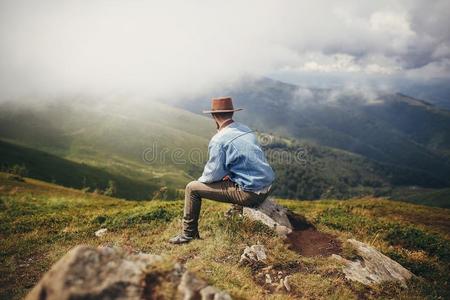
[202, 97, 243, 114]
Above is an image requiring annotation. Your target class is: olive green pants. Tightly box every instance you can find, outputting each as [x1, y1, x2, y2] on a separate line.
[182, 180, 269, 236]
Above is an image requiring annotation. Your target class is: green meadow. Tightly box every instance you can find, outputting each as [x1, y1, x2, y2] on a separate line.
[1, 172, 449, 299]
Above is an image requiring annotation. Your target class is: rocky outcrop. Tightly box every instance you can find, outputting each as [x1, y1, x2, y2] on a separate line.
[26, 245, 232, 300]
[243, 197, 293, 237]
[26, 245, 163, 300]
[332, 239, 413, 287]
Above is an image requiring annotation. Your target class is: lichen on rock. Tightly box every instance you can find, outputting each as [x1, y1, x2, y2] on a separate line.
[332, 239, 413, 287]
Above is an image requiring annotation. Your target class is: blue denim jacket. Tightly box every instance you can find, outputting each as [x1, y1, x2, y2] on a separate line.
[198, 122, 275, 192]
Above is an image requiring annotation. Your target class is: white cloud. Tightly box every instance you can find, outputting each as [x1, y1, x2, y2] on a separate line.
[302, 54, 361, 73]
[365, 64, 397, 75]
[281, 52, 401, 75]
[369, 11, 414, 37]
[0, 0, 449, 102]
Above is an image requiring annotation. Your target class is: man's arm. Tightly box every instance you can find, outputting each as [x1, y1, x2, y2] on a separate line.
[198, 142, 227, 183]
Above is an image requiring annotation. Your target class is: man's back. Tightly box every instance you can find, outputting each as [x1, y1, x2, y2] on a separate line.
[201, 122, 275, 191]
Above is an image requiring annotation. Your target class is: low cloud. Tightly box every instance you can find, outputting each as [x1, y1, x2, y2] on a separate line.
[0, 0, 449, 103]
[292, 84, 384, 108]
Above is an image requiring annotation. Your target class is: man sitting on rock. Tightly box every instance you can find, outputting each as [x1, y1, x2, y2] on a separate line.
[169, 97, 275, 244]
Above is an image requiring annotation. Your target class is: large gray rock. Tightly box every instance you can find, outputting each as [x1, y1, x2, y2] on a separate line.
[25, 245, 163, 300]
[243, 197, 293, 237]
[26, 245, 232, 300]
[332, 239, 413, 287]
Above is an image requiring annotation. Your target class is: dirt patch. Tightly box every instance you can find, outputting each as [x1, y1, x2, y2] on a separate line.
[246, 211, 341, 294]
[285, 211, 342, 257]
[286, 228, 342, 257]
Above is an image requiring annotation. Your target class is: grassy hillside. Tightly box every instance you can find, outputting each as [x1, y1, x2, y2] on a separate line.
[0, 100, 214, 162]
[264, 135, 449, 204]
[1, 173, 449, 299]
[0, 100, 213, 196]
[387, 186, 450, 208]
[0, 140, 161, 199]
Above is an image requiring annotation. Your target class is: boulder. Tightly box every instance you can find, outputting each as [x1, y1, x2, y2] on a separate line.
[25, 245, 163, 300]
[243, 197, 293, 237]
[26, 245, 232, 300]
[332, 239, 413, 287]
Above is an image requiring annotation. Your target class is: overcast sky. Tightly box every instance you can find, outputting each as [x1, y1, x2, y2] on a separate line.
[0, 0, 449, 102]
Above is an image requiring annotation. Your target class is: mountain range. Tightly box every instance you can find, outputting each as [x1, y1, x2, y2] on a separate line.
[1, 77, 449, 206]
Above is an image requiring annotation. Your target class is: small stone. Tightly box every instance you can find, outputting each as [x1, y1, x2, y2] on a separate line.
[283, 275, 292, 292]
[265, 273, 272, 284]
[239, 245, 267, 265]
[94, 228, 108, 237]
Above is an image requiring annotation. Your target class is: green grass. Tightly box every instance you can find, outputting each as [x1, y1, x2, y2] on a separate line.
[0, 140, 163, 200]
[388, 186, 450, 208]
[1, 174, 450, 299]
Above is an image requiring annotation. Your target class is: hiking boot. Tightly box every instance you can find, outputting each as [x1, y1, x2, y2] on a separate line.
[168, 232, 200, 244]
[224, 204, 243, 218]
